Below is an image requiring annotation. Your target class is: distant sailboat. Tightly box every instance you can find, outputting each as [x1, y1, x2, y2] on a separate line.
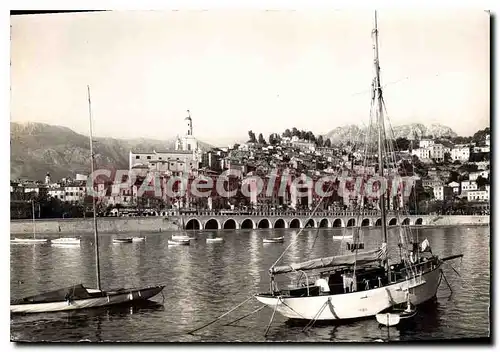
[11, 200, 48, 244]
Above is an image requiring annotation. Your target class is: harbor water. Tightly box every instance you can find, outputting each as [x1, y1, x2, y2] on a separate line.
[10, 226, 490, 342]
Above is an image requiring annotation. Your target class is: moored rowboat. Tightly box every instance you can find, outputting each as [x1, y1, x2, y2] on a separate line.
[206, 237, 224, 243]
[113, 238, 133, 244]
[263, 236, 284, 244]
[168, 239, 190, 246]
[52, 237, 81, 245]
[11, 238, 49, 244]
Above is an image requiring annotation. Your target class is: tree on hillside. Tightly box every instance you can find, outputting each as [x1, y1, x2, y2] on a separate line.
[476, 175, 488, 189]
[258, 133, 267, 145]
[316, 135, 324, 147]
[444, 152, 452, 164]
[471, 127, 490, 145]
[324, 138, 332, 148]
[283, 129, 292, 138]
[395, 137, 411, 151]
[248, 130, 257, 143]
[291, 127, 299, 137]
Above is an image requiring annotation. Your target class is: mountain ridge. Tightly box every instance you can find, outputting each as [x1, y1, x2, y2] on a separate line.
[10, 122, 212, 181]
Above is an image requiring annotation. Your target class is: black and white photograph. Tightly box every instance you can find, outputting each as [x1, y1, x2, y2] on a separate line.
[9, 8, 491, 343]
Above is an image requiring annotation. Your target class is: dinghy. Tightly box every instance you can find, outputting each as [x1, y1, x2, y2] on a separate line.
[168, 239, 190, 246]
[132, 237, 145, 242]
[206, 237, 224, 243]
[113, 238, 133, 244]
[52, 237, 81, 245]
[332, 235, 353, 241]
[11, 200, 48, 244]
[172, 234, 194, 241]
[376, 301, 416, 326]
[263, 236, 284, 244]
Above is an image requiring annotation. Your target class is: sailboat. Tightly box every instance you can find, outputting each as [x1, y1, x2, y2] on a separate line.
[171, 217, 195, 241]
[254, 11, 462, 321]
[11, 200, 49, 244]
[10, 86, 165, 314]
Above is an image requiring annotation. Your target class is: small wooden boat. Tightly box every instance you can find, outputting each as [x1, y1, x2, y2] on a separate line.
[11, 200, 48, 244]
[263, 236, 284, 244]
[10, 284, 165, 314]
[113, 238, 133, 244]
[332, 235, 353, 241]
[52, 237, 81, 245]
[206, 237, 224, 243]
[168, 239, 190, 246]
[376, 292, 416, 326]
[172, 234, 194, 241]
[11, 238, 49, 244]
[132, 237, 145, 242]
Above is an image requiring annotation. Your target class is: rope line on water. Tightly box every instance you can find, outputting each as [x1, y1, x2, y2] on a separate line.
[186, 295, 255, 335]
[223, 305, 267, 326]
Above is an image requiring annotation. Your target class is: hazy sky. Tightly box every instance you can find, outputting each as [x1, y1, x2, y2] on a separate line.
[11, 10, 489, 145]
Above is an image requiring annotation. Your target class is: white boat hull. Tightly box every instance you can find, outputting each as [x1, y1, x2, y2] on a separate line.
[168, 239, 190, 245]
[376, 313, 400, 326]
[172, 235, 192, 241]
[11, 238, 48, 244]
[255, 265, 441, 321]
[206, 238, 223, 243]
[132, 237, 145, 242]
[332, 236, 353, 241]
[52, 238, 81, 245]
[10, 286, 164, 314]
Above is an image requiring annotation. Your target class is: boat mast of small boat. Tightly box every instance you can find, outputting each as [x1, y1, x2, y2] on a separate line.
[373, 11, 388, 269]
[88, 85, 101, 291]
[31, 199, 36, 239]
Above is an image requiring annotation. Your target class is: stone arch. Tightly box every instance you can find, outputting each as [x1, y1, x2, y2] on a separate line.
[223, 219, 238, 229]
[375, 218, 382, 226]
[241, 219, 255, 229]
[274, 219, 287, 228]
[361, 218, 370, 227]
[305, 219, 316, 228]
[388, 218, 397, 226]
[185, 218, 201, 230]
[402, 218, 410, 226]
[415, 218, 423, 225]
[347, 218, 356, 227]
[319, 219, 330, 228]
[258, 218, 271, 229]
[332, 219, 343, 227]
[205, 218, 220, 230]
[289, 219, 302, 228]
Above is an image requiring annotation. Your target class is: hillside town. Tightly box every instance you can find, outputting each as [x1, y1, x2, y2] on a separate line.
[10, 113, 490, 219]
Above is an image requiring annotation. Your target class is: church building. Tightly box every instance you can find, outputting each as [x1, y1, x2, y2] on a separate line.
[129, 110, 202, 177]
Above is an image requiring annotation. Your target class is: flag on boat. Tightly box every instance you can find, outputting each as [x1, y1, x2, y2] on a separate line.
[420, 238, 431, 253]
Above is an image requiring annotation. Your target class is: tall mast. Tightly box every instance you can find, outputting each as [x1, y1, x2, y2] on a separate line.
[88, 85, 101, 291]
[373, 11, 388, 246]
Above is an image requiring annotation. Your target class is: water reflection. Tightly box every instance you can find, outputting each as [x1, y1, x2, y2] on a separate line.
[10, 226, 490, 342]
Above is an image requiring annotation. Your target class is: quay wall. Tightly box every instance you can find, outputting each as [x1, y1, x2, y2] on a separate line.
[10, 217, 179, 235]
[10, 215, 489, 235]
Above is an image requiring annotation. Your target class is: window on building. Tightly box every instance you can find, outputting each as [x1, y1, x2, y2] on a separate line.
[136, 156, 140, 159]
[147, 156, 151, 160]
